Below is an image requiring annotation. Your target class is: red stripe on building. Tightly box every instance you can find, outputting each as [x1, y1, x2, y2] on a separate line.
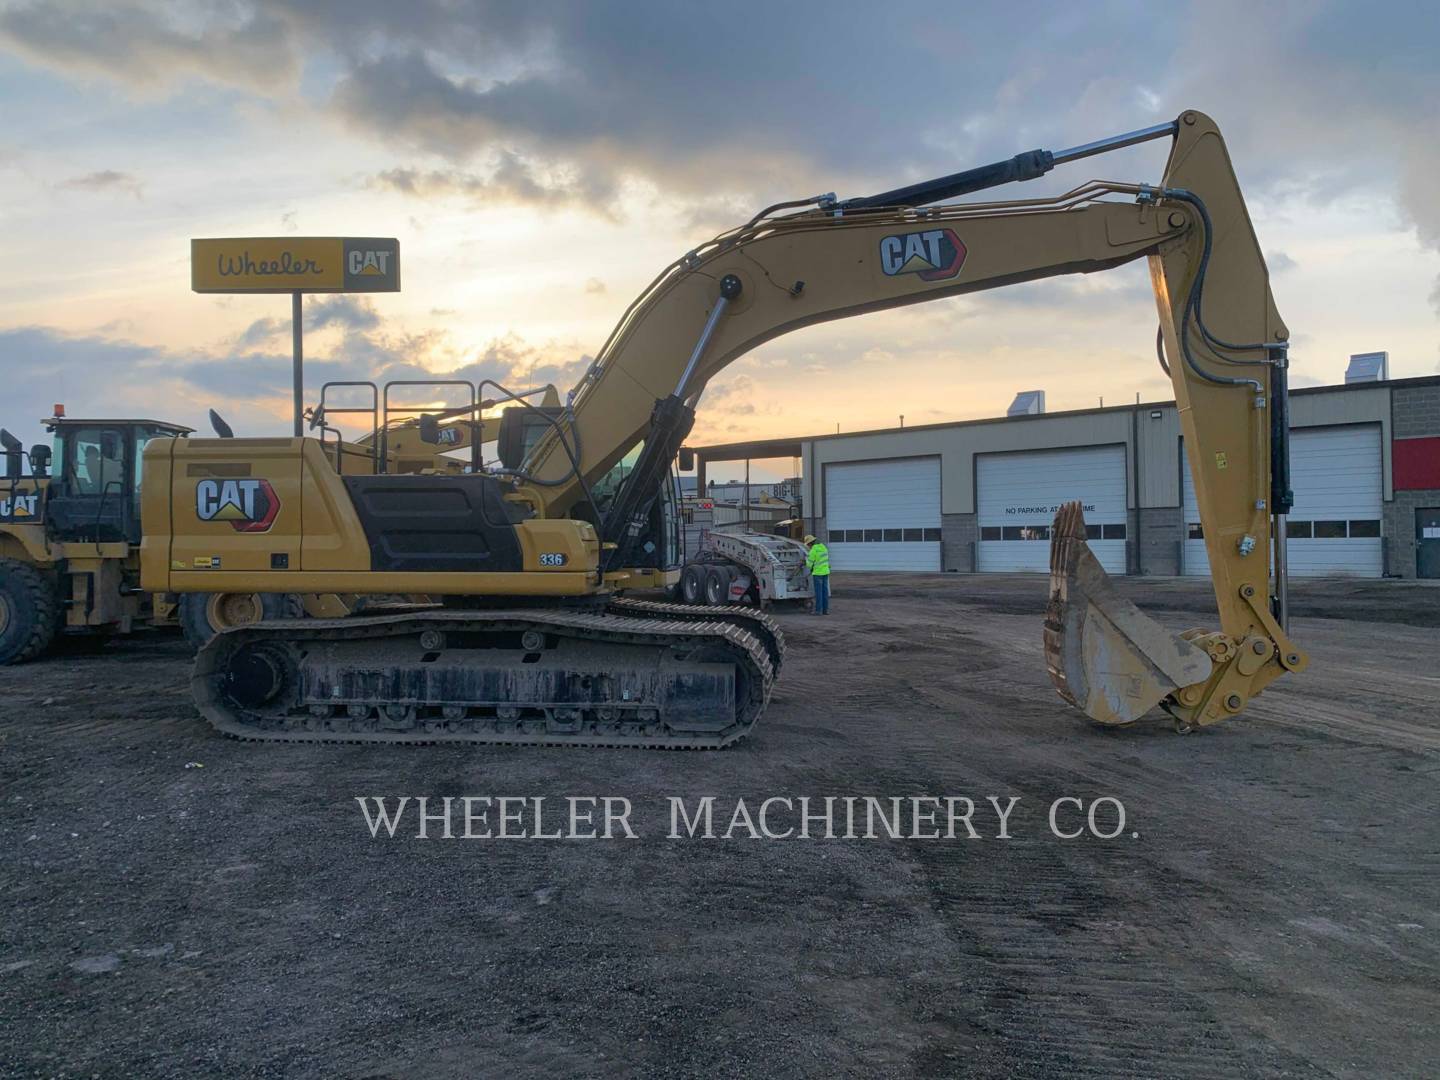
[1394, 436, 1440, 490]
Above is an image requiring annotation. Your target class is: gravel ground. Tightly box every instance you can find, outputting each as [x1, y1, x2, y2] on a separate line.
[1, 574, 1436, 1078]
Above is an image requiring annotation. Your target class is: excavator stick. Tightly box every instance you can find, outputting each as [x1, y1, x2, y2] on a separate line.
[1044, 502, 1213, 726]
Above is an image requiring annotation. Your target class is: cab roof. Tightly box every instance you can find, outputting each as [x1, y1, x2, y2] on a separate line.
[43, 418, 194, 434]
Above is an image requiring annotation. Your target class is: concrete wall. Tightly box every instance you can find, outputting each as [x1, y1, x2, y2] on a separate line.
[1392, 381, 1440, 438]
[804, 514, 825, 546]
[1388, 380, 1440, 577]
[1135, 406, 1183, 509]
[941, 513, 976, 572]
[1384, 493, 1439, 578]
[1135, 506, 1183, 576]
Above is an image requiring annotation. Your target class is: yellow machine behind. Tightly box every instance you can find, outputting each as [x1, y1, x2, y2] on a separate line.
[0, 396, 549, 663]
[140, 109, 1307, 747]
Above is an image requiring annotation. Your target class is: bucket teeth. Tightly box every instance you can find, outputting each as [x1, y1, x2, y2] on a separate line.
[1044, 501, 1213, 725]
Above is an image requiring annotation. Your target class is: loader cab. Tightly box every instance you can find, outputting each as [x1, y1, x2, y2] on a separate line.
[43, 417, 192, 544]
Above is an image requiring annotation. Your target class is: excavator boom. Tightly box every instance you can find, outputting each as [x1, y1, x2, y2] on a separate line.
[509, 108, 1306, 731]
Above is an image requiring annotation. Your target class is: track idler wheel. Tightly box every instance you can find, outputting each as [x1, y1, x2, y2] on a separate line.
[220, 642, 293, 709]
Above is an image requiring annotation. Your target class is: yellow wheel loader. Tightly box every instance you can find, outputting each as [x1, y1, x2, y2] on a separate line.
[0, 414, 197, 664]
[142, 109, 1306, 746]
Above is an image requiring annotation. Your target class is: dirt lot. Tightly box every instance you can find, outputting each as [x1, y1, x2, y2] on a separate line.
[2, 574, 1437, 1078]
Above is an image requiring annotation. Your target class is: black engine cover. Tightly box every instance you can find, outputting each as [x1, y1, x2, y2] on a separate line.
[343, 473, 524, 573]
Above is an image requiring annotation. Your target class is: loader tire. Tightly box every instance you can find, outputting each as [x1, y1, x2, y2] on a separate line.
[680, 564, 706, 605]
[180, 592, 305, 651]
[0, 557, 61, 665]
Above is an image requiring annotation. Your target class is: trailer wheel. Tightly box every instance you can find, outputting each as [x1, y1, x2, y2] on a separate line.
[0, 557, 61, 665]
[680, 564, 706, 605]
[180, 592, 304, 650]
[704, 565, 735, 606]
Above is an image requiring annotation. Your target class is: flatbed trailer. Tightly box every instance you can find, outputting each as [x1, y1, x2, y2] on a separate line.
[678, 526, 814, 609]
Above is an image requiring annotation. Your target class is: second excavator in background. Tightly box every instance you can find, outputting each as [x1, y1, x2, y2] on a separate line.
[141, 109, 1307, 747]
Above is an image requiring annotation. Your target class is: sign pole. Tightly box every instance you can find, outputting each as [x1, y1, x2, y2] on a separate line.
[291, 290, 303, 437]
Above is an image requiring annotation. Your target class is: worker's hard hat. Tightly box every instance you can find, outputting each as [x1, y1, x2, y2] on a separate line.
[803, 534, 816, 544]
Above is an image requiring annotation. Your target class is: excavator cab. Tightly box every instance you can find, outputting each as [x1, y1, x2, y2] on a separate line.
[43, 417, 191, 544]
[496, 404, 566, 471]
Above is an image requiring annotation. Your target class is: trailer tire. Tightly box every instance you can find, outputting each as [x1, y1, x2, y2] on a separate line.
[180, 592, 305, 651]
[704, 565, 735, 606]
[680, 564, 706, 605]
[0, 558, 61, 665]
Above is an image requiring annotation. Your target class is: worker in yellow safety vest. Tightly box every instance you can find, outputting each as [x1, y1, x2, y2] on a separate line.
[804, 534, 831, 615]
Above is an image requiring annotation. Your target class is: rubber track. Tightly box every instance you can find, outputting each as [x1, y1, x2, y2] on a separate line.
[604, 596, 785, 673]
[192, 607, 774, 750]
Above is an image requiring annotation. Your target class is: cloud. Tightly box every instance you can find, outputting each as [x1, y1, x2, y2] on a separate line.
[235, 317, 283, 349]
[0, 2, 297, 95]
[368, 149, 617, 215]
[584, 278, 606, 294]
[305, 295, 380, 333]
[1, 2, 1436, 395]
[6, 2, 1440, 227]
[1266, 250, 1297, 274]
[58, 169, 142, 198]
[0, 314, 594, 449]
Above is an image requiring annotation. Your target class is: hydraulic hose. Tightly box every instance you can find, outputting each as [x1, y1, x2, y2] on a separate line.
[1160, 187, 1265, 392]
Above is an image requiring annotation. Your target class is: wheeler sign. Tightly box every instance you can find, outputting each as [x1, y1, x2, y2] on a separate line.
[191, 237, 400, 293]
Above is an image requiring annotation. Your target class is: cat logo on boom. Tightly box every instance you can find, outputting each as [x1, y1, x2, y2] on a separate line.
[878, 228, 967, 281]
[195, 477, 280, 533]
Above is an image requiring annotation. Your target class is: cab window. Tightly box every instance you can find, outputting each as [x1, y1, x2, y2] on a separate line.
[131, 425, 180, 494]
[65, 427, 127, 496]
[590, 441, 643, 515]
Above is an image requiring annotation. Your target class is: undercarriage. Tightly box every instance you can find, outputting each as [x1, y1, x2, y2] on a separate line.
[192, 602, 781, 749]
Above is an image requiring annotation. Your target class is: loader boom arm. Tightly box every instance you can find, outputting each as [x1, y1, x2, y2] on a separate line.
[520, 109, 1305, 727]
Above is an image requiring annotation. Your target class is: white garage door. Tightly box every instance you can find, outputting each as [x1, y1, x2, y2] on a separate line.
[977, 445, 1128, 573]
[824, 457, 941, 571]
[1183, 424, 1382, 577]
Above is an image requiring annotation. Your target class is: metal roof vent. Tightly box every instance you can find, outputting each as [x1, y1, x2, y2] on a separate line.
[1007, 390, 1046, 416]
[1345, 352, 1388, 383]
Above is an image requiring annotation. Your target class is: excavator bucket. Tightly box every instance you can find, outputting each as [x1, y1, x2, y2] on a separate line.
[1044, 502, 1213, 725]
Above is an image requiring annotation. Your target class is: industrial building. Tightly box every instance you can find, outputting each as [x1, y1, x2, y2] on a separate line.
[690, 369, 1440, 579]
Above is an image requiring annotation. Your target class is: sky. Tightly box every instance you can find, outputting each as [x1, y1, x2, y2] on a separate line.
[1, 1, 1437, 482]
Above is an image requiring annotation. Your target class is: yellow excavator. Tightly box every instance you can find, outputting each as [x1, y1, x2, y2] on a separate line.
[141, 109, 1306, 746]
